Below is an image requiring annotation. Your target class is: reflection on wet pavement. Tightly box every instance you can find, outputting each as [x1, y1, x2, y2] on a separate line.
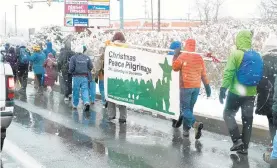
[9, 87, 271, 168]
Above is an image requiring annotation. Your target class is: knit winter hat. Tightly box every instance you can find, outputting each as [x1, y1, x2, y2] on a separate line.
[112, 32, 125, 42]
[168, 41, 182, 55]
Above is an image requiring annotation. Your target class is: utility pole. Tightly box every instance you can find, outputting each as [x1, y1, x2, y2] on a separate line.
[119, 0, 124, 30]
[15, 5, 17, 35]
[157, 0, 160, 32]
[5, 12, 7, 36]
[151, 0, 153, 30]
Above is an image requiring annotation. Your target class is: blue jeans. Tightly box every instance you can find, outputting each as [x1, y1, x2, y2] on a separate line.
[272, 132, 277, 159]
[89, 80, 106, 105]
[180, 88, 200, 130]
[72, 76, 90, 107]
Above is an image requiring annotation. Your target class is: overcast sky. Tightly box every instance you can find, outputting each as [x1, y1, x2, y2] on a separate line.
[0, 0, 261, 35]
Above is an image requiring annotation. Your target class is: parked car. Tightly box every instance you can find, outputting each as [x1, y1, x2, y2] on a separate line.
[0, 47, 15, 151]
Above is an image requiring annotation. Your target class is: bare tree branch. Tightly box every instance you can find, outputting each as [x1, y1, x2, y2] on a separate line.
[260, 0, 277, 23]
[213, 0, 225, 22]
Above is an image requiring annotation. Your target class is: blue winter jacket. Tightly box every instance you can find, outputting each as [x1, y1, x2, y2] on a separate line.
[28, 51, 46, 75]
[69, 54, 93, 76]
[43, 42, 56, 57]
[168, 41, 182, 55]
[272, 132, 277, 160]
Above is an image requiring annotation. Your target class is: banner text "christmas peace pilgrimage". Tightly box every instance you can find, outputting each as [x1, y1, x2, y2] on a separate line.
[108, 51, 152, 74]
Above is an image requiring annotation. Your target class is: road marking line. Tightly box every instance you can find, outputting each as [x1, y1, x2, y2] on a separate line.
[3, 139, 45, 168]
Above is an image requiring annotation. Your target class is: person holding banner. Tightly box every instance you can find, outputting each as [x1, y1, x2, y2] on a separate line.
[172, 39, 211, 139]
[84, 45, 107, 108]
[168, 41, 184, 128]
[106, 32, 128, 123]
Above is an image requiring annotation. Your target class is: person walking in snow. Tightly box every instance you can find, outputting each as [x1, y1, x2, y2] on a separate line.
[220, 30, 263, 154]
[172, 39, 211, 139]
[2, 43, 18, 80]
[106, 32, 128, 123]
[28, 45, 47, 94]
[264, 75, 277, 167]
[83, 45, 107, 108]
[44, 53, 58, 95]
[256, 34, 277, 146]
[43, 41, 56, 58]
[16, 45, 31, 94]
[58, 39, 75, 101]
[69, 45, 93, 111]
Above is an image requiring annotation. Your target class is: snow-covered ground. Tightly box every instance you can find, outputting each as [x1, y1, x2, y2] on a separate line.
[195, 98, 268, 129]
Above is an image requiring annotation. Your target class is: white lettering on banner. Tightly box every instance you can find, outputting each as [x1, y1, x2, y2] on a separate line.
[104, 46, 180, 120]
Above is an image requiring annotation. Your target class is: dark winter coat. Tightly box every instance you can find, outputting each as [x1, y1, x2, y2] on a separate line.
[16, 46, 30, 70]
[3, 47, 18, 70]
[256, 51, 277, 116]
[69, 53, 93, 75]
[58, 47, 75, 74]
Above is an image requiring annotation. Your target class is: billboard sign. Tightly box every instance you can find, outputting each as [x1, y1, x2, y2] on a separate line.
[64, 0, 110, 27]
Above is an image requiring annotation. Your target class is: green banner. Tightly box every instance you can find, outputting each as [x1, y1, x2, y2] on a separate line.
[104, 46, 180, 120]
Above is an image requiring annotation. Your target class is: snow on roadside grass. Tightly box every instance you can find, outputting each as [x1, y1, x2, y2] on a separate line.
[195, 96, 269, 129]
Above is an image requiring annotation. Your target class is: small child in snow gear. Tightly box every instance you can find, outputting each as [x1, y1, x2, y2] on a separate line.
[43, 53, 58, 94]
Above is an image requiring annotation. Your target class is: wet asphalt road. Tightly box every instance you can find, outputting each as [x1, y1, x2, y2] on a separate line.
[1, 86, 272, 168]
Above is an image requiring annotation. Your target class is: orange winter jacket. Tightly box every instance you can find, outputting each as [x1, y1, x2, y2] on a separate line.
[172, 39, 209, 88]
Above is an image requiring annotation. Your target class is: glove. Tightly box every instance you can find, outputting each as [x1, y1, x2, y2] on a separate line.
[219, 87, 227, 104]
[204, 84, 211, 97]
[174, 48, 181, 57]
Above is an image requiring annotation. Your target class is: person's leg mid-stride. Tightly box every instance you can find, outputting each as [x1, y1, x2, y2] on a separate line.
[181, 88, 203, 139]
[223, 92, 255, 154]
[99, 80, 106, 108]
[89, 80, 96, 104]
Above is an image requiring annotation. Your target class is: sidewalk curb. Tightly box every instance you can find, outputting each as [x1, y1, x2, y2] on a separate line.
[26, 78, 271, 145]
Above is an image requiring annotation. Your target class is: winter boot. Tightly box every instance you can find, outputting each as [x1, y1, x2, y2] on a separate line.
[193, 122, 204, 140]
[104, 101, 108, 109]
[237, 148, 248, 155]
[172, 114, 183, 128]
[263, 151, 271, 164]
[119, 119, 126, 124]
[230, 139, 244, 151]
[183, 129, 189, 137]
[84, 103, 90, 111]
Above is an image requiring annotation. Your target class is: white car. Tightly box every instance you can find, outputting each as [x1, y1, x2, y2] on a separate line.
[0, 48, 15, 151]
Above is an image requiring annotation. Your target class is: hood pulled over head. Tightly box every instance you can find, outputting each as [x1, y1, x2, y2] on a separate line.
[184, 39, 196, 52]
[235, 30, 252, 51]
